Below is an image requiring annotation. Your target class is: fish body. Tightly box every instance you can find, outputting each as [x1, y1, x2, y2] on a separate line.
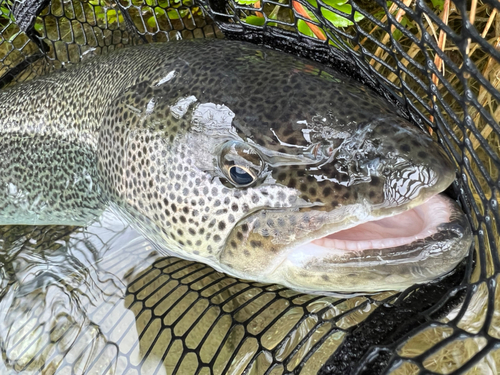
[0, 39, 472, 292]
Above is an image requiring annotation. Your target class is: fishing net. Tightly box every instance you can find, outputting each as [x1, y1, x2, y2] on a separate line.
[0, 0, 499, 374]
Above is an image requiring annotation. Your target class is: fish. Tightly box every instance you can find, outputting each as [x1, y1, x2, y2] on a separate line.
[0, 38, 472, 293]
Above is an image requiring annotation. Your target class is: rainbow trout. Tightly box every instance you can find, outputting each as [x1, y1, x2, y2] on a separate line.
[0, 39, 472, 293]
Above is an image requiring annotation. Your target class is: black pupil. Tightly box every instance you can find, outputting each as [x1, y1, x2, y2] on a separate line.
[230, 167, 254, 185]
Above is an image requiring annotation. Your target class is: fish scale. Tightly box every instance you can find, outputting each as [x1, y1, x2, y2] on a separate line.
[0, 38, 471, 293]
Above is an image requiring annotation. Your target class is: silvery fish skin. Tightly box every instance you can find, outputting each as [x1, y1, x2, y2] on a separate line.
[0, 39, 472, 293]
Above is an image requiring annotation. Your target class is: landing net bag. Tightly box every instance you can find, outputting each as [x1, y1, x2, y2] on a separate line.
[0, 0, 499, 374]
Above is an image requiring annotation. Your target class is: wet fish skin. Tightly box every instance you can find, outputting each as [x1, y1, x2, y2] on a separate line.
[0, 39, 471, 292]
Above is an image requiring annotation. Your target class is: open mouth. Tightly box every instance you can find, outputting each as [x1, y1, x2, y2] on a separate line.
[287, 194, 453, 261]
[309, 194, 451, 252]
[221, 189, 471, 293]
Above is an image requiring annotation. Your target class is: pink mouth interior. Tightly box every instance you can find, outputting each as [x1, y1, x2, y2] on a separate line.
[312, 195, 451, 251]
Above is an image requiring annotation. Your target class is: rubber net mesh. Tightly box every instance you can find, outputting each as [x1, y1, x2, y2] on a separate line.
[0, 0, 499, 374]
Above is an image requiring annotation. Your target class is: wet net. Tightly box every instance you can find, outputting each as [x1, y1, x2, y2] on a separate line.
[0, 0, 499, 374]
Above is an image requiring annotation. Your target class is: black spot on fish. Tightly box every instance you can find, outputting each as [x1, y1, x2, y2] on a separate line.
[250, 240, 262, 248]
[418, 151, 428, 159]
[323, 187, 332, 197]
[370, 176, 380, 186]
[400, 144, 411, 153]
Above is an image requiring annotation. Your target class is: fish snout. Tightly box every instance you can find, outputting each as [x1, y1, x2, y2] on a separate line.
[381, 155, 454, 209]
[373, 120, 456, 210]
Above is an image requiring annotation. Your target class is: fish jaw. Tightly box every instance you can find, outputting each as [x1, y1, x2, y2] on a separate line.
[219, 194, 472, 293]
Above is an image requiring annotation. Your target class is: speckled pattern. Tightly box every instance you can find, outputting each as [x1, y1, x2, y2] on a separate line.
[0, 39, 470, 292]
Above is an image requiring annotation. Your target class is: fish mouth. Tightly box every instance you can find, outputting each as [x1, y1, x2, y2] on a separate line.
[221, 191, 471, 293]
[275, 193, 472, 292]
[293, 194, 450, 255]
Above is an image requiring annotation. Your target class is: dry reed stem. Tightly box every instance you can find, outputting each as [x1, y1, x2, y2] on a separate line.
[469, 0, 477, 24]
[470, 36, 500, 150]
[467, 8, 497, 63]
[423, 12, 439, 44]
[458, 6, 499, 150]
[466, 0, 477, 56]
[370, 0, 412, 70]
[428, 0, 451, 132]
[253, 1, 263, 18]
[353, 1, 398, 51]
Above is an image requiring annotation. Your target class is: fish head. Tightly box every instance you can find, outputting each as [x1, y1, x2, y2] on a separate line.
[203, 103, 459, 293]
[102, 40, 469, 293]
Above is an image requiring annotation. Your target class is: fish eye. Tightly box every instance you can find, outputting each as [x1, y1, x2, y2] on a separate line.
[219, 141, 264, 187]
[229, 166, 256, 185]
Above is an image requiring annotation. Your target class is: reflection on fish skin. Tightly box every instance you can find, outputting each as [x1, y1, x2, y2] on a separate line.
[0, 38, 471, 293]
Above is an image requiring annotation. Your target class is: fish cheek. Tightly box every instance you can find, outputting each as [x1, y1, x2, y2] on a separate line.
[220, 216, 287, 277]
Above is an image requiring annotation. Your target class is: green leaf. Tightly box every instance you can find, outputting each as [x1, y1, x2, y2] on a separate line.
[323, 0, 348, 6]
[147, 15, 157, 27]
[353, 8, 364, 22]
[34, 18, 44, 33]
[0, 6, 13, 21]
[167, 8, 188, 19]
[320, 2, 364, 28]
[431, 0, 444, 11]
[244, 15, 265, 26]
[297, 19, 316, 37]
[93, 6, 106, 20]
[304, 0, 318, 7]
[392, 15, 408, 41]
[235, 0, 259, 4]
[321, 4, 353, 27]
